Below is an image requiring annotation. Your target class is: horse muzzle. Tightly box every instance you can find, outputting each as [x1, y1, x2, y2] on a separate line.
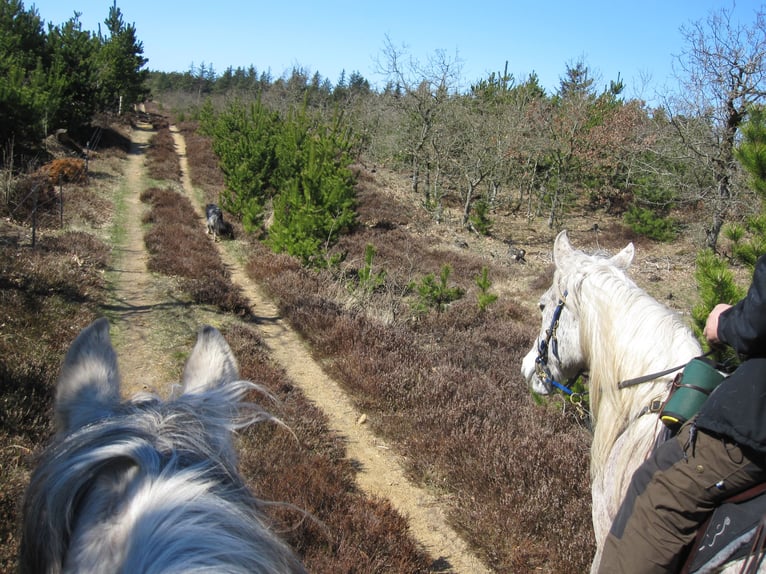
[521, 348, 552, 394]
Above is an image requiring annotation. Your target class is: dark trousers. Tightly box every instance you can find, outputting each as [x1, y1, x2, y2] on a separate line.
[598, 422, 766, 573]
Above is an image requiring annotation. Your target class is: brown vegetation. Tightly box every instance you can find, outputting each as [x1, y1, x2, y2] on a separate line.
[227, 324, 433, 573]
[145, 126, 181, 182]
[140, 186, 249, 315]
[244, 229, 594, 572]
[0, 228, 107, 571]
[39, 158, 87, 186]
[0, 122, 188, 570]
[177, 121, 226, 195]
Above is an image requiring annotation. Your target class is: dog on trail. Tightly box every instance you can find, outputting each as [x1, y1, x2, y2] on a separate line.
[206, 203, 233, 240]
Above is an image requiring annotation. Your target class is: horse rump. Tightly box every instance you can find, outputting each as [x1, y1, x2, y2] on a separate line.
[206, 203, 233, 239]
[19, 318, 305, 574]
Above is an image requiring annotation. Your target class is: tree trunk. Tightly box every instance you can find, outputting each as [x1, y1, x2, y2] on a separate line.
[462, 181, 475, 226]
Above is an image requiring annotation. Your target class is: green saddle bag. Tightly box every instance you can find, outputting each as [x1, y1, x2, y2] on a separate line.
[660, 357, 725, 430]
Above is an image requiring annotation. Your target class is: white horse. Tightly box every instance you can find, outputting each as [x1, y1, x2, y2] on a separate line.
[521, 231, 720, 572]
[20, 318, 306, 574]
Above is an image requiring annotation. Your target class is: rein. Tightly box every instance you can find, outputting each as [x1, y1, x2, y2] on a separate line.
[617, 363, 686, 389]
[534, 290, 582, 396]
[617, 350, 716, 390]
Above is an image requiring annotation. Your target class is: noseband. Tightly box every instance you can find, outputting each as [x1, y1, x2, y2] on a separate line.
[534, 290, 580, 395]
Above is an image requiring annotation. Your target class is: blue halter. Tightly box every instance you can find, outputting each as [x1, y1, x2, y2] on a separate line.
[534, 290, 576, 395]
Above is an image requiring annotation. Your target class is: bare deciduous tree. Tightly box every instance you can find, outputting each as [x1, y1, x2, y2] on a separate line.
[667, 5, 766, 249]
[376, 35, 461, 214]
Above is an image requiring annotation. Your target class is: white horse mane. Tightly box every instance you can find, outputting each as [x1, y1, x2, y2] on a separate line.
[20, 319, 306, 574]
[566, 248, 700, 472]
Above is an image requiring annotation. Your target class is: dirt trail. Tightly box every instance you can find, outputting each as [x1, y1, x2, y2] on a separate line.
[106, 122, 171, 397]
[110, 122, 490, 573]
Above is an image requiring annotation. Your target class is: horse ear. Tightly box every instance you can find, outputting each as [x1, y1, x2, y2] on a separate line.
[181, 326, 240, 395]
[55, 318, 121, 433]
[610, 243, 635, 269]
[553, 230, 574, 265]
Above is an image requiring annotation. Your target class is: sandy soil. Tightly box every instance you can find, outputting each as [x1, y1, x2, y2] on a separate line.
[106, 120, 491, 573]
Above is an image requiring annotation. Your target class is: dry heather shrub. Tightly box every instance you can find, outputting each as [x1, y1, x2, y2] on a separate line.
[6, 159, 88, 223]
[94, 124, 131, 157]
[42, 158, 87, 186]
[39, 231, 111, 274]
[177, 122, 225, 197]
[245, 227, 595, 573]
[61, 185, 112, 227]
[145, 127, 181, 182]
[0, 229, 105, 571]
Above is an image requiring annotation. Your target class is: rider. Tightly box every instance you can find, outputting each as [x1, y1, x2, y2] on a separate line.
[598, 254, 766, 573]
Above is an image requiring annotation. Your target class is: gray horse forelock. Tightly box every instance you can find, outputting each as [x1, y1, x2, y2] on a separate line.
[20, 380, 304, 574]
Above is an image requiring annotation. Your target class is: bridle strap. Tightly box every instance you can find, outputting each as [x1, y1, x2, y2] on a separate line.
[535, 290, 578, 395]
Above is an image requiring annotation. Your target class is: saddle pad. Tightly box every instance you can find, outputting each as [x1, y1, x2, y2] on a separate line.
[690, 491, 766, 573]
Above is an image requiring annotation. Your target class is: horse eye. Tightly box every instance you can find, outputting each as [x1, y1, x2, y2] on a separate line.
[538, 302, 545, 312]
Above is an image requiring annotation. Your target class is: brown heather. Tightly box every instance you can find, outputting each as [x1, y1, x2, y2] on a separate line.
[245, 240, 594, 572]
[145, 126, 181, 182]
[225, 324, 434, 573]
[0, 230, 108, 571]
[0, 123, 130, 569]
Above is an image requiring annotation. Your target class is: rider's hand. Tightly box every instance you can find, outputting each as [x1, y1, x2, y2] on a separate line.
[704, 303, 732, 345]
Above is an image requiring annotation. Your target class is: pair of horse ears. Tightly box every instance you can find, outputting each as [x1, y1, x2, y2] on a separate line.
[553, 230, 634, 270]
[55, 319, 240, 433]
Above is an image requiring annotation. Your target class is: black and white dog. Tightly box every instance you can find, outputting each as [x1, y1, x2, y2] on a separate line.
[206, 203, 233, 240]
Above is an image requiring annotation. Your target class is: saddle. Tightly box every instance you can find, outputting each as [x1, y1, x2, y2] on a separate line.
[682, 481, 766, 573]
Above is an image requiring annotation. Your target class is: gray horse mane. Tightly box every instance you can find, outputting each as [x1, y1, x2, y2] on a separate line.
[20, 320, 306, 574]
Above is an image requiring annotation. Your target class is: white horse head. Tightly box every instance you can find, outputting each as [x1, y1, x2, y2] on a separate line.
[521, 231, 702, 571]
[521, 230, 635, 396]
[20, 318, 306, 574]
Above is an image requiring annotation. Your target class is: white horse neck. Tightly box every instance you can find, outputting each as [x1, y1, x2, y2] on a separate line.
[577, 267, 701, 476]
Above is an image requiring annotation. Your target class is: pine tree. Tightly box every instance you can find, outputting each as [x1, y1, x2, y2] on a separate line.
[46, 14, 99, 136]
[735, 106, 766, 199]
[209, 98, 279, 231]
[726, 105, 766, 267]
[0, 0, 48, 145]
[96, 1, 148, 113]
[268, 108, 356, 265]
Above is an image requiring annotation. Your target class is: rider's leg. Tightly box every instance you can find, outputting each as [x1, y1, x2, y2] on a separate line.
[597, 421, 766, 574]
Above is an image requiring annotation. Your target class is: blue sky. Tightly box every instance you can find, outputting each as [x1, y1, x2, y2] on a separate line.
[28, 1, 764, 101]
